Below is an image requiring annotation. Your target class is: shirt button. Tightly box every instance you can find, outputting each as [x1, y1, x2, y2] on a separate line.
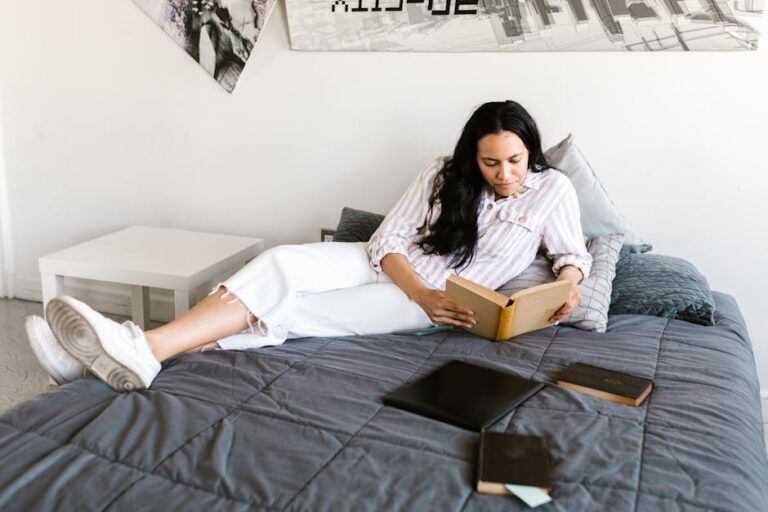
[518, 216, 527, 222]
[486, 204, 493, 210]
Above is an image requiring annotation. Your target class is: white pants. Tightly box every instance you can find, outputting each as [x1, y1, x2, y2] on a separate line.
[214, 242, 432, 350]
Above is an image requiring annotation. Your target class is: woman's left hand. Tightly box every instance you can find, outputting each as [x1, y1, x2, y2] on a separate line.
[549, 266, 583, 324]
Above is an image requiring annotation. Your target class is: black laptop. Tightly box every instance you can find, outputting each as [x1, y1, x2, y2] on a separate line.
[383, 360, 545, 431]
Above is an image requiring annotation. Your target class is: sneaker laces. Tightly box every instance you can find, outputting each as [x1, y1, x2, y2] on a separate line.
[117, 320, 161, 368]
[119, 321, 146, 348]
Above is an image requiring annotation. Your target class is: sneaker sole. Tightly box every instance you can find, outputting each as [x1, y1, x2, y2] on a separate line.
[46, 298, 144, 392]
[25, 317, 69, 385]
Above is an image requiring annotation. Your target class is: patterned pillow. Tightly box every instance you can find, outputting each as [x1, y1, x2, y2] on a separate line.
[496, 233, 624, 332]
[609, 254, 715, 326]
[333, 207, 385, 242]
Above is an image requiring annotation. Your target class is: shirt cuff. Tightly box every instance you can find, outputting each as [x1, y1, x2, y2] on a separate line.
[552, 253, 593, 281]
[367, 236, 410, 272]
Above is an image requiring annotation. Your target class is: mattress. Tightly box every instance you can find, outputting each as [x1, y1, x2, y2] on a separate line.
[0, 291, 765, 511]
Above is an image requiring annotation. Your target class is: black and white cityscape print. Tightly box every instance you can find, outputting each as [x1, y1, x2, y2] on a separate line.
[286, 0, 762, 50]
[133, 0, 277, 92]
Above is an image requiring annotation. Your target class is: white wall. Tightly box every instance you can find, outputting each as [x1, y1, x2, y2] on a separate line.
[0, 0, 10, 299]
[2, 1, 767, 388]
[0, 99, 11, 300]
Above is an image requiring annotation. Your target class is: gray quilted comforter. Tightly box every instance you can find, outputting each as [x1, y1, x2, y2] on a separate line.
[0, 291, 766, 511]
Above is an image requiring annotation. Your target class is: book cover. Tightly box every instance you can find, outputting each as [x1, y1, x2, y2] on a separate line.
[557, 363, 654, 406]
[383, 360, 545, 431]
[445, 274, 569, 341]
[477, 432, 551, 496]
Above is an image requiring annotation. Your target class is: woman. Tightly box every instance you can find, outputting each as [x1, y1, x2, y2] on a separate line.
[25, 101, 592, 391]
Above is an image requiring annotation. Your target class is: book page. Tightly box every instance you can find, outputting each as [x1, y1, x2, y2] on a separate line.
[505, 485, 552, 507]
[509, 281, 570, 337]
[445, 275, 507, 340]
[508, 280, 570, 301]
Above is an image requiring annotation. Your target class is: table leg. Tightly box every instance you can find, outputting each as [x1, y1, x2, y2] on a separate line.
[41, 273, 64, 318]
[195, 283, 211, 304]
[131, 286, 151, 329]
[174, 290, 194, 319]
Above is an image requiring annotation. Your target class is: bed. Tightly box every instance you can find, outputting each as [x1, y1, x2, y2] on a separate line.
[0, 290, 766, 511]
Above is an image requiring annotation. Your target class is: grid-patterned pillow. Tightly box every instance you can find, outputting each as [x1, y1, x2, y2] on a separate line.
[496, 233, 624, 332]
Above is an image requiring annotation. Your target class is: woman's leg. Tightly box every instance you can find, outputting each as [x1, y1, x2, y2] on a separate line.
[46, 241, 379, 390]
[150, 241, 381, 359]
[285, 282, 432, 338]
[210, 241, 380, 348]
[215, 279, 433, 351]
[144, 286, 250, 362]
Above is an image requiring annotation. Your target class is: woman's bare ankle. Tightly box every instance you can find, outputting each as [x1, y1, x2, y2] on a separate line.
[144, 331, 167, 362]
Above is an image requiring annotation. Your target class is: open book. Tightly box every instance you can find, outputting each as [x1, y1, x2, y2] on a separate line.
[445, 274, 570, 341]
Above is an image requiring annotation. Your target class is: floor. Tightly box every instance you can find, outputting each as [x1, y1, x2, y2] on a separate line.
[0, 298, 49, 412]
[0, 297, 162, 412]
[1, 297, 768, 453]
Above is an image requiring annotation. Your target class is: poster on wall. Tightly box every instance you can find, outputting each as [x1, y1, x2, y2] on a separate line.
[286, 0, 762, 51]
[132, 0, 277, 92]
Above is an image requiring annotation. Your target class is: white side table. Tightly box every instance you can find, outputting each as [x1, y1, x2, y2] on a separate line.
[39, 226, 264, 327]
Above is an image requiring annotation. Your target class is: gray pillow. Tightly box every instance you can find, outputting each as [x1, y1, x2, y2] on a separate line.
[333, 207, 385, 242]
[609, 254, 715, 326]
[544, 134, 652, 254]
[496, 233, 624, 332]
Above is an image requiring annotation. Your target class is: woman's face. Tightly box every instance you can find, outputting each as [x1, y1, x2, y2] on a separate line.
[476, 131, 530, 200]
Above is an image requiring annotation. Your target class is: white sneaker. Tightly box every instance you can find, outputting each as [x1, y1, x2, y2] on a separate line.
[25, 315, 85, 385]
[46, 296, 161, 391]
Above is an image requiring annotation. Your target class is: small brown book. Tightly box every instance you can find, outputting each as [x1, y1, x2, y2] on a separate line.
[557, 363, 654, 406]
[477, 432, 551, 496]
[445, 274, 569, 341]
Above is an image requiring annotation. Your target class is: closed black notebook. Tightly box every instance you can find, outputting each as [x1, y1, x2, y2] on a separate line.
[477, 432, 551, 494]
[383, 360, 545, 431]
[557, 363, 654, 406]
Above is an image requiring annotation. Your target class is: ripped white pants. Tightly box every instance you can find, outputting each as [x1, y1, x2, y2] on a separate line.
[213, 241, 432, 350]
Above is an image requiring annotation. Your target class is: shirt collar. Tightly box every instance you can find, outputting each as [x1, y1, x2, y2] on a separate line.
[523, 170, 544, 190]
[482, 170, 545, 202]
[482, 186, 495, 204]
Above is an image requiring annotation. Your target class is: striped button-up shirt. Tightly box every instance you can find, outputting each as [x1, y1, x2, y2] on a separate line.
[366, 156, 592, 290]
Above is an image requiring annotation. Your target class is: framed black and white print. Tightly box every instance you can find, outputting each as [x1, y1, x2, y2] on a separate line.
[133, 0, 277, 92]
[285, 0, 763, 51]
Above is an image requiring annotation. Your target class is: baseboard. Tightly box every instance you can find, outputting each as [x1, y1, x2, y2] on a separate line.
[14, 273, 179, 323]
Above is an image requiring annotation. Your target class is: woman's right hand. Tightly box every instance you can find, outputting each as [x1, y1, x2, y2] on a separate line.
[414, 289, 476, 329]
[380, 253, 475, 329]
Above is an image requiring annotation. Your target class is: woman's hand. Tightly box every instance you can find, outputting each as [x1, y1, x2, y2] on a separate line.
[381, 253, 475, 329]
[549, 265, 583, 324]
[414, 289, 476, 329]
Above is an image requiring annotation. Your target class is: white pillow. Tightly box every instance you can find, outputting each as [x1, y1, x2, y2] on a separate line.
[496, 234, 624, 332]
[544, 134, 651, 253]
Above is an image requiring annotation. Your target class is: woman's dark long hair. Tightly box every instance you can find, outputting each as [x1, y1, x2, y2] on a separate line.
[416, 101, 552, 270]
